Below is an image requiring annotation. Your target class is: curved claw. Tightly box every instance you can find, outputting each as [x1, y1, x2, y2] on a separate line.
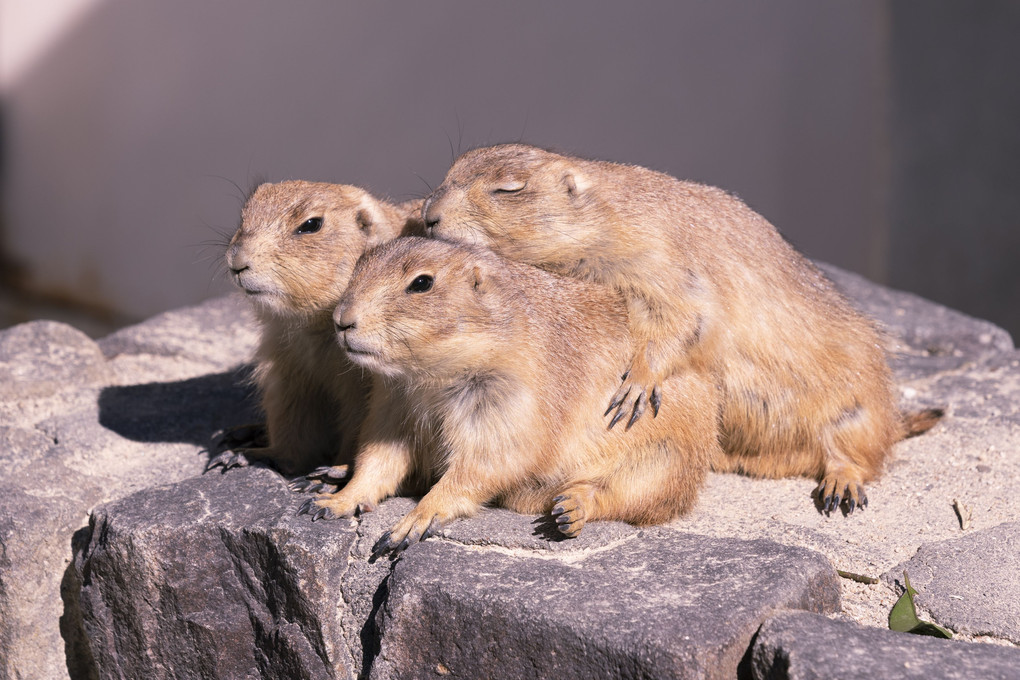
[297, 498, 316, 516]
[649, 386, 662, 417]
[372, 531, 395, 558]
[305, 465, 350, 483]
[626, 392, 648, 430]
[607, 403, 628, 430]
[204, 450, 249, 473]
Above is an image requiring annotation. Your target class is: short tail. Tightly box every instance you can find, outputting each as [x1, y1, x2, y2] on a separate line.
[900, 407, 945, 439]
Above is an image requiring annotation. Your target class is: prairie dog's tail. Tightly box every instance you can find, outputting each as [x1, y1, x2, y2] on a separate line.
[900, 408, 945, 440]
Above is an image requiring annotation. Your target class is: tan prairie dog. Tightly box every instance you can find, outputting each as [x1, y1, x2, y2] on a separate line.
[421, 144, 942, 513]
[300, 237, 722, 553]
[207, 180, 422, 476]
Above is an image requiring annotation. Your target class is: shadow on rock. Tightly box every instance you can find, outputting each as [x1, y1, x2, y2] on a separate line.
[98, 365, 260, 448]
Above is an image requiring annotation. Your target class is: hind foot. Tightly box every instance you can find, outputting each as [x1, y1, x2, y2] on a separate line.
[551, 486, 596, 538]
[816, 475, 868, 515]
[289, 465, 350, 493]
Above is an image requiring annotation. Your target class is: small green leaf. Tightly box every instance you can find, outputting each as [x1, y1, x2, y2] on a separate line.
[888, 571, 953, 639]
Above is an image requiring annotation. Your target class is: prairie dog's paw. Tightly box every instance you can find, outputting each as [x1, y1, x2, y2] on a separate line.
[550, 486, 595, 538]
[204, 449, 252, 473]
[298, 490, 376, 522]
[816, 474, 868, 515]
[289, 465, 350, 493]
[372, 511, 443, 558]
[605, 355, 662, 430]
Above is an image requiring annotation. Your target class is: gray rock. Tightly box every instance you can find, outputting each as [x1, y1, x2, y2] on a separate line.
[885, 521, 1020, 644]
[819, 263, 1014, 379]
[751, 611, 1020, 680]
[73, 467, 360, 680]
[0, 321, 108, 400]
[0, 297, 260, 680]
[98, 294, 258, 369]
[371, 529, 840, 680]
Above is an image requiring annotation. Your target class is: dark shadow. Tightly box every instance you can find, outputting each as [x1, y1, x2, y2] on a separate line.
[530, 515, 573, 542]
[60, 525, 99, 680]
[98, 365, 261, 452]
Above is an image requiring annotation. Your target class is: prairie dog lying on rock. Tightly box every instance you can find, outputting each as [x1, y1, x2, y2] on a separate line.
[208, 180, 421, 475]
[422, 144, 941, 512]
[303, 237, 722, 552]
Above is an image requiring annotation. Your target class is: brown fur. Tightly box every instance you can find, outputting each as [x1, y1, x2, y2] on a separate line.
[224, 180, 421, 474]
[422, 144, 942, 511]
[312, 237, 721, 544]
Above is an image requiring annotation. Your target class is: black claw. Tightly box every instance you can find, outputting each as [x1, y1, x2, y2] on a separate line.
[861, 494, 869, 510]
[311, 507, 330, 521]
[605, 388, 631, 417]
[421, 518, 442, 541]
[297, 498, 315, 516]
[372, 532, 394, 557]
[555, 514, 572, 525]
[847, 497, 857, 513]
[551, 494, 567, 504]
[626, 394, 647, 430]
[305, 466, 333, 480]
[397, 537, 412, 554]
[826, 494, 841, 514]
[288, 478, 311, 492]
[306, 482, 325, 494]
[650, 387, 661, 417]
[551, 504, 566, 516]
[608, 406, 627, 430]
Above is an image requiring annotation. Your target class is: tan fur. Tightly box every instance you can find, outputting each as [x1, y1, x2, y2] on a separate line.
[225, 180, 421, 474]
[422, 144, 941, 510]
[312, 237, 721, 543]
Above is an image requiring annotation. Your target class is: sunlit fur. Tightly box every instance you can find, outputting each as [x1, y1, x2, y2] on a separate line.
[423, 144, 940, 509]
[225, 180, 422, 474]
[314, 237, 722, 541]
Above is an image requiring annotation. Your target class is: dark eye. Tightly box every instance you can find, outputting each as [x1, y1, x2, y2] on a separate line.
[492, 181, 526, 194]
[295, 217, 323, 234]
[406, 274, 434, 293]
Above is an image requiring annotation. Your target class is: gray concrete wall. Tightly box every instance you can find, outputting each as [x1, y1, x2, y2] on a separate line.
[1, 1, 1015, 338]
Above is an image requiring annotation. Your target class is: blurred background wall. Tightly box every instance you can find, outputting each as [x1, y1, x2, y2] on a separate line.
[1, 0, 1017, 338]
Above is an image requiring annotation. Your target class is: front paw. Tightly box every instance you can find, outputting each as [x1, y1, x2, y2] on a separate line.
[605, 359, 662, 430]
[372, 512, 443, 558]
[815, 474, 868, 515]
[204, 449, 252, 473]
[289, 465, 350, 493]
[298, 490, 376, 522]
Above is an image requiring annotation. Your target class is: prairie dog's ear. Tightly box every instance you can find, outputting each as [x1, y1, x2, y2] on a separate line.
[355, 198, 385, 242]
[561, 164, 592, 198]
[470, 264, 489, 293]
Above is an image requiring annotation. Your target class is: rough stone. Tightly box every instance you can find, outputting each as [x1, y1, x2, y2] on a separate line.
[0, 296, 259, 680]
[371, 530, 840, 680]
[885, 521, 1020, 643]
[72, 467, 360, 680]
[751, 611, 1020, 680]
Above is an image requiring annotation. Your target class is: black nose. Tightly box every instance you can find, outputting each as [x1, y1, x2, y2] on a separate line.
[334, 319, 355, 333]
[229, 265, 248, 275]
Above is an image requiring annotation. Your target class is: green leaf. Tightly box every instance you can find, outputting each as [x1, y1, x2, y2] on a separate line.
[888, 570, 954, 639]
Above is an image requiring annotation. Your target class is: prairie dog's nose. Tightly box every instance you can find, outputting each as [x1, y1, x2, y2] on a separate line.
[333, 304, 357, 333]
[422, 189, 445, 231]
[227, 245, 250, 274]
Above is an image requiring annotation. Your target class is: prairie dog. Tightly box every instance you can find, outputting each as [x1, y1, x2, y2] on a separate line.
[303, 237, 721, 551]
[422, 144, 941, 512]
[209, 180, 422, 475]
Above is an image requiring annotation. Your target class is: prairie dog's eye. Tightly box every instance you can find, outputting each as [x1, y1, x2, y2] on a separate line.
[406, 274, 434, 293]
[492, 180, 526, 194]
[295, 217, 323, 234]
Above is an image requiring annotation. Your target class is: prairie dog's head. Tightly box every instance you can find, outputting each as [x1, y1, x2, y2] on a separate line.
[226, 181, 403, 318]
[422, 144, 599, 267]
[334, 237, 516, 380]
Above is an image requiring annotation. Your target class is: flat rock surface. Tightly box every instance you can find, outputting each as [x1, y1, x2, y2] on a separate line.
[751, 611, 1020, 680]
[373, 530, 839, 680]
[885, 521, 1020, 644]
